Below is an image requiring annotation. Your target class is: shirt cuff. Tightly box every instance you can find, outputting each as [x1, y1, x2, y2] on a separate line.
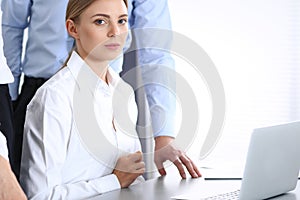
[8, 75, 20, 101]
[150, 104, 176, 138]
[131, 175, 145, 186]
[0, 132, 9, 161]
[93, 174, 121, 194]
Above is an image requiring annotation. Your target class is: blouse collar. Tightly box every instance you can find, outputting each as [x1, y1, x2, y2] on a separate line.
[67, 51, 121, 94]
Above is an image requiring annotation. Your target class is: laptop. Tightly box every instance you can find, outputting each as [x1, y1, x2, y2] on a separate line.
[238, 121, 300, 199]
[173, 121, 300, 200]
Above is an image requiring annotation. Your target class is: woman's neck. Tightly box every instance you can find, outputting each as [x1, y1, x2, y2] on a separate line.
[77, 50, 109, 83]
[86, 59, 109, 83]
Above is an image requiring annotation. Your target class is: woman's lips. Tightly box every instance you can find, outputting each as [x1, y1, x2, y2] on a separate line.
[104, 43, 120, 50]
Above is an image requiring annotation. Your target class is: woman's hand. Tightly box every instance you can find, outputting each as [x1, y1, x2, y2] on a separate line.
[113, 151, 145, 188]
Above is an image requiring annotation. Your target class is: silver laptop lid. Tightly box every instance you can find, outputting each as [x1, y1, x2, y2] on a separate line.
[240, 121, 300, 200]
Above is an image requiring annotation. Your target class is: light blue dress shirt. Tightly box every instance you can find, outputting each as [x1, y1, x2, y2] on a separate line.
[1, 0, 175, 137]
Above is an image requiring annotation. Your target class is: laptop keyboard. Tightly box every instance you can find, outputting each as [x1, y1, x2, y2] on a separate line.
[201, 190, 240, 200]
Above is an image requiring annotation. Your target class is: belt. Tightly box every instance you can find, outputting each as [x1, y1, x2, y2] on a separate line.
[24, 76, 48, 87]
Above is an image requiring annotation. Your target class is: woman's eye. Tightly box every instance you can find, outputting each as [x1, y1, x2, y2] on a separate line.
[95, 19, 106, 25]
[118, 19, 127, 25]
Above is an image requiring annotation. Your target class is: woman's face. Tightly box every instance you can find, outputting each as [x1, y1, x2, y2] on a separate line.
[74, 0, 128, 62]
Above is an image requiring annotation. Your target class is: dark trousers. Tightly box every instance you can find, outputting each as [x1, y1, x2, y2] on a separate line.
[12, 76, 47, 179]
[0, 84, 14, 163]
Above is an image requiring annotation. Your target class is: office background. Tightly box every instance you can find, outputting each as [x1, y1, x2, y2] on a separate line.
[168, 0, 300, 170]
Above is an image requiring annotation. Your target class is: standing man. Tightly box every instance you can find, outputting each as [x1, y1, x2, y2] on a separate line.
[0, 9, 26, 196]
[2, 0, 201, 179]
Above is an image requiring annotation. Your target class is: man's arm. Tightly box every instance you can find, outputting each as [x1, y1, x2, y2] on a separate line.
[129, 0, 175, 137]
[129, 0, 201, 178]
[1, 0, 31, 100]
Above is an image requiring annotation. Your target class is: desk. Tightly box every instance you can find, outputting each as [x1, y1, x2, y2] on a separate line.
[88, 173, 300, 200]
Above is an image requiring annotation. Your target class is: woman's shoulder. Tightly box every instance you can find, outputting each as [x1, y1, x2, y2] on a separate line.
[30, 68, 76, 108]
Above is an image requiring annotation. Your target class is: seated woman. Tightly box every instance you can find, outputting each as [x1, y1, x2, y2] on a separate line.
[20, 0, 145, 199]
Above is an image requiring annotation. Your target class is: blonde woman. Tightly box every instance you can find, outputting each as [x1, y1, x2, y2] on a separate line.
[20, 0, 145, 199]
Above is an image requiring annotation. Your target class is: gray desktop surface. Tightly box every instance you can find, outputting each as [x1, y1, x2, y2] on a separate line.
[88, 173, 300, 200]
[89, 174, 204, 200]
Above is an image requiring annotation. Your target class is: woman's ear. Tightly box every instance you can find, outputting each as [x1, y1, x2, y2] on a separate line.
[66, 19, 79, 39]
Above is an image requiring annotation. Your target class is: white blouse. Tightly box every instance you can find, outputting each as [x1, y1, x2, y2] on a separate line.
[20, 51, 143, 199]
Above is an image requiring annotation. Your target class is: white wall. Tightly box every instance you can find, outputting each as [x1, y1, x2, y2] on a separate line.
[169, 0, 300, 168]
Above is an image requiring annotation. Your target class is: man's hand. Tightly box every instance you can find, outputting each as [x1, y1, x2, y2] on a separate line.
[113, 151, 145, 188]
[0, 156, 27, 200]
[154, 136, 201, 179]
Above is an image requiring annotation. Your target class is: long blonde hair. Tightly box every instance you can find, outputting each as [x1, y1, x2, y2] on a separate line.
[62, 0, 128, 67]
